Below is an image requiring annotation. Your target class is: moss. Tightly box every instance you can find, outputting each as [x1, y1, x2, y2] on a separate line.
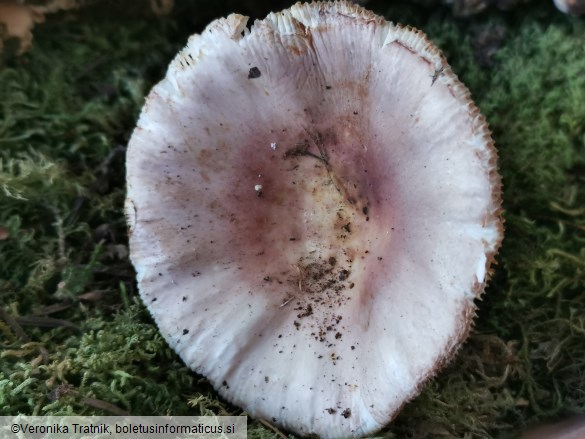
[1, 1, 584, 438]
[0, 14, 190, 416]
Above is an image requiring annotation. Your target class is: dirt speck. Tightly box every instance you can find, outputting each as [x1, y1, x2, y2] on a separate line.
[248, 67, 261, 79]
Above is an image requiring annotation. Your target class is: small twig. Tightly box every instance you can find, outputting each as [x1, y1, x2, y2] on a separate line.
[82, 397, 130, 416]
[50, 385, 130, 416]
[78, 290, 105, 302]
[284, 138, 327, 165]
[32, 302, 74, 316]
[547, 249, 585, 268]
[0, 307, 50, 363]
[48, 205, 67, 264]
[97, 144, 126, 176]
[431, 67, 444, 86]
[15, 316, 80, 331]
[303, 129, 345, 198]
[303, 129, 329, 165]
[279, 297, 294, 309]
[64, 196, 86, 227]
[293, 263, 305, 293]
[0, 307, 30, 341]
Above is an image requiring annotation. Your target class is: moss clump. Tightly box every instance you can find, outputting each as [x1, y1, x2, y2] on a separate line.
[1, 302, 197, 415]
[1, 1, 584, 438]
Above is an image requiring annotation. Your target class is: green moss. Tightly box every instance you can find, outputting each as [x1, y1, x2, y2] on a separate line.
[0, 2, 584, 438]
[1, 301, 196, 415]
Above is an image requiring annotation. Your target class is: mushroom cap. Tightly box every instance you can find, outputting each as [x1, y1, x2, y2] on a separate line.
[125, 1, 503, 437]
[553, 0, 585, 15]
[522, 416, 585, 439]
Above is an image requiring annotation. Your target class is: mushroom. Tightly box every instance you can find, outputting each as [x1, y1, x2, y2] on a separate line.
[125, 1, 503, 437]
[522, 416, 585, 439]
[553, 0, 585, 14]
